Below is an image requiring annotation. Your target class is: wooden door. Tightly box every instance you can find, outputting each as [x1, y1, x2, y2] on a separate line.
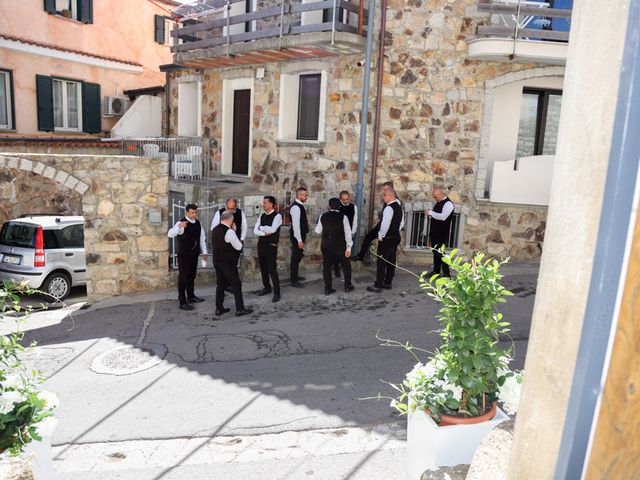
[232, 89, 251, 175]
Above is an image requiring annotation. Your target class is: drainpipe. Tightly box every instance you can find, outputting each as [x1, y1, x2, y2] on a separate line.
[367, 0, 387, 228]
[354, 0, 376, 243]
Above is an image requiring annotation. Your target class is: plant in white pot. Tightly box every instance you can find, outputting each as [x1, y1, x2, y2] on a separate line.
[0, 283, 58, 479]
[378, 251, 524, 478]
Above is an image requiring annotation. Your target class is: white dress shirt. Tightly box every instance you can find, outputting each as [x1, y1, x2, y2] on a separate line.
[315, 211, 354, 250]
[211, 209, 248, 241]
[290, 199, 306, 243]
[223, 225, 244, 251]
[253, 211, 283, 237]
[167, 216, 208, 255]
[428, 198, 454, 221]
[342, 202, 358, 237]
[378, 199, 405, 241]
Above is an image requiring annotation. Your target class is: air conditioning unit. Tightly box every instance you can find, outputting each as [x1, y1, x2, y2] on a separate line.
[102, 96, 130, 117]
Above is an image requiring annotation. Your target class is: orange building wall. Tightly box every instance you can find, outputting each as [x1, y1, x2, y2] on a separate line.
[0, 0, 176, 135]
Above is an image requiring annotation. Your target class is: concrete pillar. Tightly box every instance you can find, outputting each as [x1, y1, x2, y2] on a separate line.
[508, 1, 633, 477]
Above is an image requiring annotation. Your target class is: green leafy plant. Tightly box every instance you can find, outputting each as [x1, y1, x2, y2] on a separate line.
[378, 250, 523, 423]
[0, 283, 58, 456]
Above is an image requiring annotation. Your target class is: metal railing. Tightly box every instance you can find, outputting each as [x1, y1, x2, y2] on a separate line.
[171, 0, 368, 54]
[118, 137, 210, 181]
[403, 207, 462, 251]
[476, 0, 572, 43]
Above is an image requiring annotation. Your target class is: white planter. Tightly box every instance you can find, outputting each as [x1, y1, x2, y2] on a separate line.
[406, 407, 509, 480]
[23, 436, 54, 480]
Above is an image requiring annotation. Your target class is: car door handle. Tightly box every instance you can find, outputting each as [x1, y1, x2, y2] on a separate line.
[65, 253, 74, 257]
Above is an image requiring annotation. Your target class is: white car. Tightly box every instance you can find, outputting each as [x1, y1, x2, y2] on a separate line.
[0, 215, 86, 300]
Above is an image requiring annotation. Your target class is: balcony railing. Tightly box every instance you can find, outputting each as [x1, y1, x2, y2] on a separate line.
[170, 0, 368, 67]
[476, 0, 572, 43]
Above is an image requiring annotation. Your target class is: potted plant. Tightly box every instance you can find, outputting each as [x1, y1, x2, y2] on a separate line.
[0, 283, 58, 479]
[378, 251, 524, 478]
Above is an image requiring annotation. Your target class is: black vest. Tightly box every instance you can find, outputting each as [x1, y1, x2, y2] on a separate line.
[177, 218, 202, 256]
[430, 198, 454, 235]
[219, 207, 243, 233]
[339, 203, 356, 229]
[212, 224, 240, 265]
[320, 211, 347, 251]
[258, 211, 281, 246]
[383, 202, 403, 239]
[289, 202, 309, 240]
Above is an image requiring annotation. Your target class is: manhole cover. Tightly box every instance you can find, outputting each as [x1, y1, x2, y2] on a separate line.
[90, 343, 167, 376]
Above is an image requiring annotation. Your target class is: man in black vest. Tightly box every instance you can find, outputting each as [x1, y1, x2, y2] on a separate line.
[254, 196, 283, 303]
[212, 212, 253, 317]
[351, 181, 395, 262]
[334, 190, 357, 278]
[316, 198, 355, 295]
[367, 188, 404, 293]
[211, 198, 247, 293]
[167, 204, 208, 310]
[289, 187, 309, 288]
[424, 186, 455, 278]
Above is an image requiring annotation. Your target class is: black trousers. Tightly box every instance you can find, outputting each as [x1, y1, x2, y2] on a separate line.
[322, 247, 352, 291]
[289, 235, 305, 282]
[430, 232, 450, 276]
[375, 236, 400, 288]
[177, 254, 199, 305]
[354, 224, 380, 259]
[258, 242, 280, 294]
[214, 262, 245, 312]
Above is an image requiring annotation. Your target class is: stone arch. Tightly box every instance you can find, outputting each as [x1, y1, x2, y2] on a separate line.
[0, 156, 89, 195]
[475, 66, 566, 199]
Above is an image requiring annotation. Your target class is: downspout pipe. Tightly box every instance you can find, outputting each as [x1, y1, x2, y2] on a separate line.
[354, 0, 376, 244]
[368, 0, 387, 228]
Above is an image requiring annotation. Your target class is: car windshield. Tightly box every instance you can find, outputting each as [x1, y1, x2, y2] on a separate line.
[0, 222, 36, 248]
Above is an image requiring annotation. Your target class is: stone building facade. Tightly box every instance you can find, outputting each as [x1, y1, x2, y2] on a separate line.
[0, 153, 170, 299]
[167, 0, 566, 263]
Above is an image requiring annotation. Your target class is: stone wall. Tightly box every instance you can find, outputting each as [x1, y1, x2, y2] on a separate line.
[167, 0, 560, 261]
[0, 153, 170, 300]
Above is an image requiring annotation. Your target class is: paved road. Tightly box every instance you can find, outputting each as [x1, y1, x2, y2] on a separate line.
[7, 264, 539, 479]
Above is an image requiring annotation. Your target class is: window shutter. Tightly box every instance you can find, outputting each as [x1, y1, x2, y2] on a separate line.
[82, 82, 101, 133]
[44, 0, 56, 14]
[8, 70, 15, 130]
[78, 0, 93, 24]
[155, 15, 166, 44]
[36, 75, 54, 132]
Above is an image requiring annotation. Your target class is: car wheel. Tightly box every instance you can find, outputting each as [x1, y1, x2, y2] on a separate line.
[42, 272, 71, 301]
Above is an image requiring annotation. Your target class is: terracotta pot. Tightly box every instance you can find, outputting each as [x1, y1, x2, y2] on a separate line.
[436, 402, 497, 426]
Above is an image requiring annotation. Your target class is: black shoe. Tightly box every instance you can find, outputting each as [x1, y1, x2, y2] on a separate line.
[381, 284, 392, 290]
[345, 285, 355, 293]
[350, 255, 363, 262]
[367, 286, 382, 293]
[215, 308, 230, 316]
[325, 288, 336, 295]
[296, 276, 306, 282]
[334, 270, 341, 278]
[236, 308, 254, 317]
[180, 303, 195, 311]
[188, 296, 205, 303]
[225, 286, 234, 294]
[272, 294, 281, 303]
[256, 288, 272, 296]
[290, 282, 305, 288]
[425, 271, 439, 278]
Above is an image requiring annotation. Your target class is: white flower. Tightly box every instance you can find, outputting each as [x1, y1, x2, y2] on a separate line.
[35, 416, 58, 437]
[498, 372, 524, 415]
[390, 399, 397, 408]
[38, 391, 60, 410]
[0, 390, 26, 414]
[1, 372, 24, 390]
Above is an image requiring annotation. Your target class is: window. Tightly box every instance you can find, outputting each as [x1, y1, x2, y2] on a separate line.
[177, 81, 201, 136]
[45, 0, 93, 23]
[0, 69, 14, 130]
[404, 210, 461, 250]
[60, 225, 84, 248]
[36, 75, 101, 133]
[155, 15, 174, 44]
[53, 79, 82, 131]
[297, 74, 321, 140]
[515, 88, 563, 162]
[278, 71, 327, 142]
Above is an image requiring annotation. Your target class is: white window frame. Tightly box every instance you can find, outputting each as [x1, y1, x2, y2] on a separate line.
[0, 70, 13, 130]
[177, 80, 202, 137]
[278, 70, 327, 143]
[55, 0, 79, 20]
[53, 78, 83, 132]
